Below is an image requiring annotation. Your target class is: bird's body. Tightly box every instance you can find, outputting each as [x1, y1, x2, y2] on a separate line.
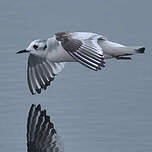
[45, 37, 74, 62]
[17, 31, 145, 94]
[31, 32, 105, 62]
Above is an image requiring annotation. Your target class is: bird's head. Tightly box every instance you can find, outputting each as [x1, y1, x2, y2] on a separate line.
[16, 39, 47, 55]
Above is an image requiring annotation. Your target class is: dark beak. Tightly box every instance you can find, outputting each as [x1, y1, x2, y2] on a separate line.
[16, 49, 29, 54]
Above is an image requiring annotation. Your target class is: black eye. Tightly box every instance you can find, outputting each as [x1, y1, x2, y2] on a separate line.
[44, 44, 47, 50]
[33, 45, 38, 50]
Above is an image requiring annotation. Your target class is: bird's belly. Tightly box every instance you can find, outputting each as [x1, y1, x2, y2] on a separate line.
[46, 47, 75, 62]
[103, 53, 113, 59]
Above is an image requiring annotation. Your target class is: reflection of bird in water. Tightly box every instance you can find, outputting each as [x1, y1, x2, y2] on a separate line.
[27, 104, 63, 152]
[17, 32, 145, 95]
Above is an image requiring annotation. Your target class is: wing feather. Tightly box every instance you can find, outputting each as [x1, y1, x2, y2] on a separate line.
[31, 67, 41, 93]
[27, 104, 63, 152]
[27, 54, 64, 94]
[27, 66, 36, 95]
[34, 65, 46, 89]
[55, 32, 105, 71]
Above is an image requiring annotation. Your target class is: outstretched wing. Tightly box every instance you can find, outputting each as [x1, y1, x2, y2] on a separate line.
[27, 54, 65, 94]
[55, 32, 105, 71]
[27, 104, 63, 152]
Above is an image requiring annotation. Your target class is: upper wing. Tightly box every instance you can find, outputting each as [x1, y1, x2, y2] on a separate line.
[27, 54, 65, 94]
[55, 32, 105, 71]
[27, 104, 63, 152]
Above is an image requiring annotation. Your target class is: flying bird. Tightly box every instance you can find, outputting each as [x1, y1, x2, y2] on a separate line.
[17, 32, 145, 94]
[27, 104, 63, 152]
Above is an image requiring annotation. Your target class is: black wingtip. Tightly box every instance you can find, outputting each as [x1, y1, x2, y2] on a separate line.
[45, 115, 50, 122]
[31, 91, 36, 95]
[36, 89, 41, 94]
[29, 104, 35, 114]
[49, 122, 54, 128]
[36, 104, 41, 111]
[31, 104, 35, 107]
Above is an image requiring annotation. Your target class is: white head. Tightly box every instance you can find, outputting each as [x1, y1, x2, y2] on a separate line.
[16, 39, 47, 55]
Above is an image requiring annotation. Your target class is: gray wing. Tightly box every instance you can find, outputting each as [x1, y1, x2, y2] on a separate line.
[27, 104, 63, 152]
[55, 32, 105, 71]
[27, 54, 64, 94]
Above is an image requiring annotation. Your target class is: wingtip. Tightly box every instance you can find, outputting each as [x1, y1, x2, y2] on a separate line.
[45, 115, 50, 122]
[36, 104, 41, 111]
[41, 109, 46, 116]
[31, 91, 36, 95]
[29, 104, 36, 113]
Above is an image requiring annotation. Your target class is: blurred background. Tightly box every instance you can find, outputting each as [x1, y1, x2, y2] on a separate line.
[0, 1, 151, 152]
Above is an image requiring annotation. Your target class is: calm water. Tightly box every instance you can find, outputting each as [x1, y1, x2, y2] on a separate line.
[0, 1, 152, 152]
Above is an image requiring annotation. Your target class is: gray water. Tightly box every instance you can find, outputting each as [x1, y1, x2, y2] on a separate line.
[0, 1, 152, 152]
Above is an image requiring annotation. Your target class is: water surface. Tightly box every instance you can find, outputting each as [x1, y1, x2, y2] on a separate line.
[0, 1, 152, 152]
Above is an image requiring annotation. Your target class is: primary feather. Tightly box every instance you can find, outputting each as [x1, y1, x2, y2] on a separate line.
[27, 104, 63, 152]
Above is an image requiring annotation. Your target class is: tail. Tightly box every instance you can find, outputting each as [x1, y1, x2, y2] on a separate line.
[124, 46, 145, 54]
[114, 46, 145, 55]
[134, 46, 145, 54]
[114, 46, 145, 60]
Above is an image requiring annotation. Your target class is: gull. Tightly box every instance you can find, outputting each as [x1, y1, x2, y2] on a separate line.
[16, 32, 145, 94]
[27, 104, 63, 152]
